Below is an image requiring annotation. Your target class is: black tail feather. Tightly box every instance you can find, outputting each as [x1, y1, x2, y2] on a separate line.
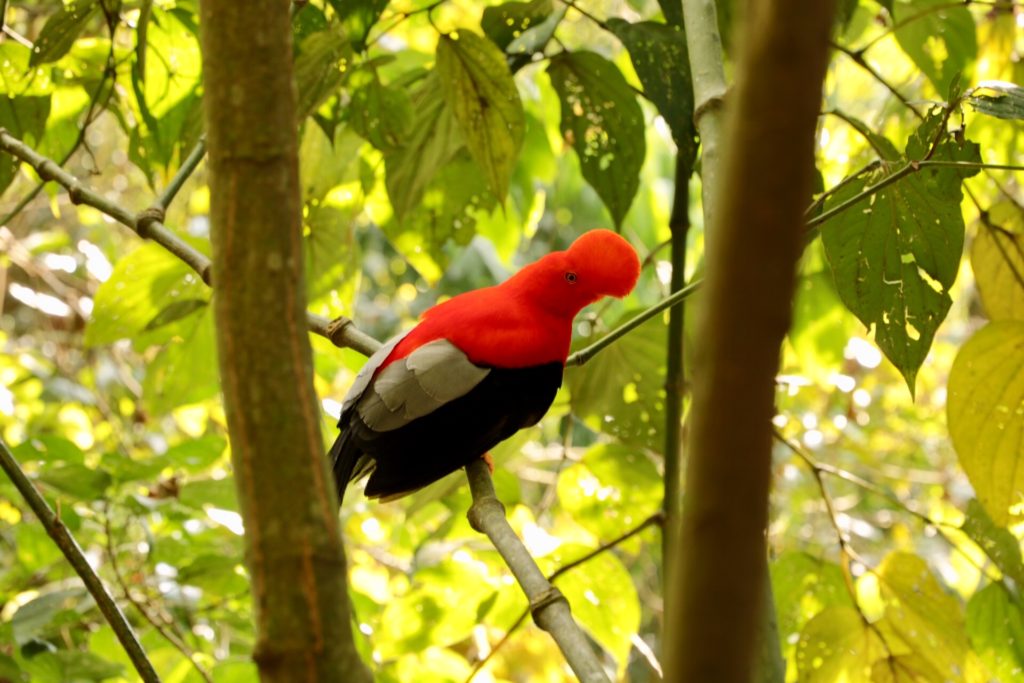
[329, 429, 358, 507]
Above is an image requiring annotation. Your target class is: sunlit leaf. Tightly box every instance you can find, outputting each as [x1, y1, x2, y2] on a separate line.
[12, 589, 89, 644]
[971, 202, 1024, 321]
[348, 70, 413, 152]
[771, 553, 853, 664]
[893, 0, 976, 93]
[482, 0, 553, 52]
[294, 26, 352, 120]
[437, 31, 525, 202]
[568, 312, 666, 452]
[328, 0, 388, 52]
[962, 499, 1024, 586]
[143, 306, 219, 415]
[163, 435, 226, 472]
[86, 241, 209, 347]
[37, 463, 112, 500]
[948, 321, 1024, 526]
[795, 605, 885, 682]
[821, 112, 980, 394]
[547, 51, 645, 227]
[29, 0, 99, 67]
[969, 82, 1024, 120]
[966, 582, 1024, 681]
[876, 552, 971, 681]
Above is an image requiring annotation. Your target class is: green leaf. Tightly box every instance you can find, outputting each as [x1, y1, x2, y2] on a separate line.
[294, 27, 353, 120]
[948, 321, 1024, 525]
[86, 241, 209, 347]
[328, 0, 388, 52]
[21, 650, 123, 682]
[969, 82, 1024, 120]
[893, 0, 976, 94]
[12, 589, 88, 644]
[971, 202, 1024, 321]
[606, 19, 696, 162]
[143, 306, 219, 414]
[789, 269, 856, 380]
[12, 436, 85, 465]
[29, 0, 100, 67]
[876, 552, 970, 681]
[556, 443, 662, 539]
[143, 299, 208, 332]
[550, 545, 640, 675]
[0, 95, 51, 193]
[178, 554, 248, 594]
[481, 0, 554, 51]
[548, 52, 645, 227]
[820, 114, 979, 394]
[567, 311, 666, 452]
[771, 553, 853, 663]
[163, 435, 226, 472]
[1, 43, 55, 96]
[37, 463, 112, 499]
[795, 605, 885, 682]
[966, 582, 1024, 682]
[656, 0, 683, 26]
[437, 31, 525, 202]
[348, 70, 413, 152]
[384, 72, 465, 221]
[962, 499, 1024, 586]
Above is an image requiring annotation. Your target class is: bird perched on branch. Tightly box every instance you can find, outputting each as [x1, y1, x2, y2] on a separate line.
[331, 229, 640, 503]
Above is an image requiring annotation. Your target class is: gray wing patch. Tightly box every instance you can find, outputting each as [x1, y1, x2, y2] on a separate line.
[340, 330, 410, 416]
[356, 339, 490, 431]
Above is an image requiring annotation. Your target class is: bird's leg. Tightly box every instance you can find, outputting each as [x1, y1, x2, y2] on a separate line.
[481, 452, 494, 473]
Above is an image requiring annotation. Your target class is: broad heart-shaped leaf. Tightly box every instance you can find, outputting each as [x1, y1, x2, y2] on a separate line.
[548, 51, 645, 227]
[876, 552, 971, 682]
[969, 82, 1024, 120]
[971, 201, 1024, 321]
[771, 552, 853, 665]
[143, 306, 219, 415]
[820, 113, 980, 394]
[437, 31, 525, 202]
[384, 72, 465, 222]
[962, 499, 1024, 586]
[567, 311, 667, 452]
[606, 19, 696, 162]
[481, 0, 554, 51]
[966, 582, 1024, 681]
[795, 605, 885, 682]
[85, 241, 210, 347]
[347, 69, 413, 153]
[29, 0, 99, 66]
[948, 321, 1024, 525]
[893, 0, 976, 94]
[547, 544, 640, 677]
[294, 26, 352, 120]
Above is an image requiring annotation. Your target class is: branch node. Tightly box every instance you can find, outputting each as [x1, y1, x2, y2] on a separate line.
[326, 316, 354, 346]
[693, 90, 727, 127]
[467, 496, 505, 533]
[67, 184, 86, 205]
[136, 207, 167, 239]
[529, 586, 569, 626]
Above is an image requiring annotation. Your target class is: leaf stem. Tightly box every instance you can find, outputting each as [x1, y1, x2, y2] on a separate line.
[0, 438, 161, 683]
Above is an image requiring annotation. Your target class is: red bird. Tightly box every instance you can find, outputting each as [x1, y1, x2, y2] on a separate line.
[331, 230, 640, 503]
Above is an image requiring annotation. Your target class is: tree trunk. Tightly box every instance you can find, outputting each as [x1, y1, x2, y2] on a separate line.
[197, 2, 371, 681]
[665, 2, 836, 682]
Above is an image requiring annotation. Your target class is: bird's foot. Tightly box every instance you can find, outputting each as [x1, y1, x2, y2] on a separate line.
[482, 452, 494, 473]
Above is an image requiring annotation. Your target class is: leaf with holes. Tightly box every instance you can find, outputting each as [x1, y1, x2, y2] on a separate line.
[820, 114, 980, 394]
[948, 321, 1024, 525]
[795, 605, 885, 682]
[607, 19, 696, 163]
[437, 31, 525, 202]
[481, 0, 554, 51]
[971, 201, 1024, 321]
[969, 82, 1024, 120]
[893, 0, 976, 94]
[548, 51, 645, 227]
[29, 0, 99, 66]
[875, 552, 971, 682]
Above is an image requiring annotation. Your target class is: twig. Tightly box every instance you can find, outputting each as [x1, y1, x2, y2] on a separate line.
[464, 459, 610, 683]
[157, 137, 206, 210]
[0, 128, 377, 356]
[102, 509, 214, 683]
[831, 43, 924, 120]
[566, 280, 702, 367]
[0, 438, 161, 683]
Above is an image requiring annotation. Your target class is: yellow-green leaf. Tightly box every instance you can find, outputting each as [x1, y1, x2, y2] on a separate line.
[948, 322, 1024, 525]
[437, 31, 525, 202]
[795, 605, 885, 682]
[971, 202, 1024, 321]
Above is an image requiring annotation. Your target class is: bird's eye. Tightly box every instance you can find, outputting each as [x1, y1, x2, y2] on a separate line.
[564, 271, 578, 283]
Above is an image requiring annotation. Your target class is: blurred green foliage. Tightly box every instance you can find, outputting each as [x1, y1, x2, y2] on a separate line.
[1, 0, 1023, 681]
